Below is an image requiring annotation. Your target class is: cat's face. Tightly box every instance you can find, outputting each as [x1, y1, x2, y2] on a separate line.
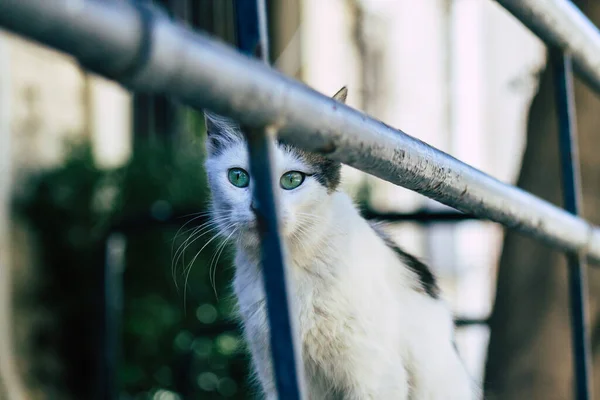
[204, 87, 347, 245]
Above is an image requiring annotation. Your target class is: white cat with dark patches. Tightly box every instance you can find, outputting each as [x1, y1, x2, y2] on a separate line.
[203, 87, 479, 399]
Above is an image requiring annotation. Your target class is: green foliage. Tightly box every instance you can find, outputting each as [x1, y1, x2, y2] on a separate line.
[15, 136, 252, 399]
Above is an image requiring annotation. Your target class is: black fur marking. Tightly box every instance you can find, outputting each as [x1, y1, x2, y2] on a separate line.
[204, 112, 244, 156]
[369, 222, 440, 299]
[206, 132, 226, 155]
[279, 141, 341, 193]
[205, 126, 245, 157]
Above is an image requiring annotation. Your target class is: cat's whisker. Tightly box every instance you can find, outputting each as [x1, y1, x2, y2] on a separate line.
[209, 227, 238, 300]
[176, 210, 215, 219]
[290, 229, 318, 258]
[296, 222, 322, 236]
[178, 216, 237, 240]
[296, 213, 344, 235]
[172, 220, 222, 276]
[291, 222, 338, 257]
[182, 222, 237, 311]
[291, 217, 341, 256]
[295, 213, 332, 228]
[295, 235, 311, 256]
[172, 220, 232, 288]
[174, 214, 234, 254]
[208, 239, 228, 300]
[177, 216, 227, 237]
[171, 212, 217, 245]
[172, 224, 207, 288]
[170, 213, 211, 266]
[209, 227, 236, 280]
[170, 211, 230, 266]
[179, 220, 234, 279]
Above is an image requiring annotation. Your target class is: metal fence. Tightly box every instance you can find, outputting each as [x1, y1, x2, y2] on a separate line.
[1, 0, 600, 398]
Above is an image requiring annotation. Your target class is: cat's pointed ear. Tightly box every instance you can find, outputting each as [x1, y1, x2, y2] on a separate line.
[204, 111, 243, 155]
[332, 86, 348, 104]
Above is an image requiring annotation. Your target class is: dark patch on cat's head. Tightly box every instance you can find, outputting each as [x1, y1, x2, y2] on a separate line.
[278, 142, 342, 193]
[204, 111, 244, 156]
[368, 222, 440, 299]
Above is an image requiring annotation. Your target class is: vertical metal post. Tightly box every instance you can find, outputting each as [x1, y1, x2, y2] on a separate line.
[552, 50, 592, 400]
[234, 1, 305, 398]
[234, 0, 269, 61]
[102, 233, 127, 400]
[245, 126, 305, 400]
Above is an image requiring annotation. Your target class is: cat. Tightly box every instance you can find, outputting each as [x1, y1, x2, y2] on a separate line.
[203, 87, 479, 399]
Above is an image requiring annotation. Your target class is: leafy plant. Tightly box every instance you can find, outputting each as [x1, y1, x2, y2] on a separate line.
[15, 136, 252, 399]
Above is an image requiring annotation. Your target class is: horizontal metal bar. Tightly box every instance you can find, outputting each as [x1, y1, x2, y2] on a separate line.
[3, 0, 600, 264]
[454, 317, 489, 327]
[106, 209, 473, 235]
[363, 209, 478, 223]
[496, 0, 600, 94]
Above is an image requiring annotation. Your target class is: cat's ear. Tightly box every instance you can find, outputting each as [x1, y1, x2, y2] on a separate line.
[204, 111, 243, 155]
[332, 86, 348, 104]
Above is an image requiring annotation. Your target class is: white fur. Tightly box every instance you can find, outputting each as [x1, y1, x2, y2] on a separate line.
[205, 136, 479, 399]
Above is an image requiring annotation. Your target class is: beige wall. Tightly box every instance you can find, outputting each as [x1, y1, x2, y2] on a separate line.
[0, 30, 131, 399]
[0, 29, 24, 400]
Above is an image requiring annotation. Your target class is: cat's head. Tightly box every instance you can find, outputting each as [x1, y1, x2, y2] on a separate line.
[204, 87, 347, 246]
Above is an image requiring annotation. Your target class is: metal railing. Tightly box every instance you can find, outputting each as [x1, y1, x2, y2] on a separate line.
[1, 0, 599, 398]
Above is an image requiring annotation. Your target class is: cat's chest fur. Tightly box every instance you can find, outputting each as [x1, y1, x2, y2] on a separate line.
[234, 253, 371, 399]
[234, 246, 360, 360]
[295, 260, 355, 362]
[232, 200, 412, 398]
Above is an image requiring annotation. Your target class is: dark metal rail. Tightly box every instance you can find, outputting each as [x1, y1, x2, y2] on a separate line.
[235, 1, 306, 397]
[552, 50, 592, 399]
[101, 234, 126, 400]
[362, 208, 478, 224]
[244, 126, 306, 399]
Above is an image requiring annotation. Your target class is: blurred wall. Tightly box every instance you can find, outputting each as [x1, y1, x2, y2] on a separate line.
[450, 0, 544, 381]
[0, 29, 25, 400]
[0, 30, 131, 399]
[0, 30, 93, 399]
[486, 2, 600, 398]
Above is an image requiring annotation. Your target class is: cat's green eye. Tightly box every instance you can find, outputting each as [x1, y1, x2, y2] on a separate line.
[280, 171, 305, 190]
[228, 168, 250, 188]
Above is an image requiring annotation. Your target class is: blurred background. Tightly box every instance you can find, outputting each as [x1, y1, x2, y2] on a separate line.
[1, 0, 600, 399]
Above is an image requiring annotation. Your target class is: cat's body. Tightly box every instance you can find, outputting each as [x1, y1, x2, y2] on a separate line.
[204, 88, 478, 399]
